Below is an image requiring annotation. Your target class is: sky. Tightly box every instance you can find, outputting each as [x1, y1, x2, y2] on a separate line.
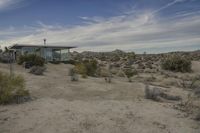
[0, 0, 200, 53]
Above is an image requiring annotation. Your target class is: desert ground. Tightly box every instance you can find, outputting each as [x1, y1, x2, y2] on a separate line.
[0, 62, 200, 133]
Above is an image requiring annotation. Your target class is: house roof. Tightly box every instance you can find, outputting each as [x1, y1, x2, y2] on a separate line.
[9, 44, 76, 49]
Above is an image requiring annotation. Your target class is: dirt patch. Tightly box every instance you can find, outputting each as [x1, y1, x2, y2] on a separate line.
[0, 63, 200, 133]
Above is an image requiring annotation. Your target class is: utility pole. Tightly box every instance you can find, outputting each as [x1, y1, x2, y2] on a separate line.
[44, 38, 47, 62]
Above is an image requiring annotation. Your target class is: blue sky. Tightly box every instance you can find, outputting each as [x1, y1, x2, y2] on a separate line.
[0, 0, 200, 53]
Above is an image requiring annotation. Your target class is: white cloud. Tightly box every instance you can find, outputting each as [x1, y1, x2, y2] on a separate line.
[152, 0, 188, 14]
[0, 0, 25, 11]
[0, 9, 200, 53]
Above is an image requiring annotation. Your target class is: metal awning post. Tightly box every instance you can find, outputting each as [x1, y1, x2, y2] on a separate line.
[9, 51, 14, 78]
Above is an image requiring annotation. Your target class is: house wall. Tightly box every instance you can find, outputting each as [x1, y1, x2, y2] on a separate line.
[18, 47, 71, 61]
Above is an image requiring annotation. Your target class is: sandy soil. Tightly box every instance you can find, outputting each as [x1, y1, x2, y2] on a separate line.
[0, 63, 200, 133]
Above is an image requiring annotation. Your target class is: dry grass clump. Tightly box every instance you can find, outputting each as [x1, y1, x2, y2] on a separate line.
[69, 68, 79, 81]
[175, 94, 200, 121]
[99, 68, 109, 77]
[190, 75, 200, 89]
[194, 88, 200, 97]
[144, 74, 157, 82]
[177, 75, 200, 89]
[145, 85, 162, 101]
[145, 84, 181, 101]
[30, 66, 46, 75]
[0, 71, 30, 104]
[116, 69, 126, 77]
[161, 55, 191, 72]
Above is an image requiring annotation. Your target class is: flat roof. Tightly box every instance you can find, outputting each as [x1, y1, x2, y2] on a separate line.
[9, 44, 76, 49]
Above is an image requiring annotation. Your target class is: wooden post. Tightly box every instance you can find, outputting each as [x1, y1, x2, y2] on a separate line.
[9, 51, 14, 78]
[60, 49, 62, 61]
[67, 49, 70, 60]
[108, 62, 112, 83]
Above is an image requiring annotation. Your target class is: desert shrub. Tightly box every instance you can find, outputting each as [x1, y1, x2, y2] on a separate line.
[29, 66, 46, 75]
[75, 63, 87, 78]
[190, 75, 200, 89]
[161, 55, 191, 72]
[127, 52, 136, 59]
[75, 59, 98, 77]
[127, 52, 136, 64]
[195, 111, 200, 121]
[110, 54, 120, 62]
[145, 84, 181, 101]
[145, 74, 156, 82]
[116, 70, 126, 77]
[0, 72, 30, 104]
[98, 67, 109, 77]
[18, 54, 45, 66]
[194, 88, 200, 97]
[0, 53, 10, 63]
[162, 78, 178, 87]
[145, 85, 162, 101]
[137, 63, 146, 69]
[123, 68, 138, 82]
[83, 59, 98, 76]
[17, 55, 25, 65]
[110, 68, 118, 75]
[69, 68, 79, 81]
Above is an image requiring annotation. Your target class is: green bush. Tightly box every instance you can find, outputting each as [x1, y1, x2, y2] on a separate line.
[123, 68, 138, 82]
[17, 54, 45, 66]
[127, 52, 136, 60]
[75, 63, 87, 78]
[110, 54, 120, 62]
[75, 59, 98, 77]
[0, 72, 29, 104]
[84, 59, 98, 76]
[161, 55, 191, 72]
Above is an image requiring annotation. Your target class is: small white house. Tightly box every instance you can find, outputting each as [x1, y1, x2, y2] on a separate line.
[9, 44, 76, 61]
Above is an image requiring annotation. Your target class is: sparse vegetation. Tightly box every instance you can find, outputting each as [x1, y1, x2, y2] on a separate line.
[123, 68, 137, 82]
[145, 85, 162, 101]
[190, 75, 200, 89]
[74, 63, 87, 78]
[18, 54, 45, 67]
[0, 49, 200, 132]
[30, 66, 46, 75]
[145, 74, 156, 82]
[145, 84, 181, 101]
[194, 88, 200, 97]
[195, 111, 200, 121]
[69, 68, 79, 81]
[105, 63, 112, 83]
[0, 71, 30, 104]
[110, 54, 120, 62]
[75, 59, 98, 77]
[127, 52, 136, 64]
[161, 55, 192, 72]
